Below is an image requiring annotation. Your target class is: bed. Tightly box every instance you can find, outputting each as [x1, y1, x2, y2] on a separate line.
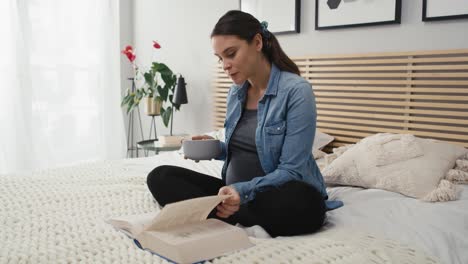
[1, 49, 467, 263]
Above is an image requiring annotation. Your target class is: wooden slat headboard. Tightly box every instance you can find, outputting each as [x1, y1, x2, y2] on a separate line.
[213, 49, 468, 150]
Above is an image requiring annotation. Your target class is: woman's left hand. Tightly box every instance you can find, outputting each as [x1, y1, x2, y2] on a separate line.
[216, 186, 241, 218]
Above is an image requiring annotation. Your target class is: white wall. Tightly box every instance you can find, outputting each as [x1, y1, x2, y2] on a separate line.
[129, 0, 238, 139]
[124, 0, 468, 140]
[282, 0, 468, 57]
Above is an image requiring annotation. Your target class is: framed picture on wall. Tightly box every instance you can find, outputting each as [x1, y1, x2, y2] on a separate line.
[315, 0, 401, 30]
[240, 0, 301, 34]
[422, 0, 468, 21]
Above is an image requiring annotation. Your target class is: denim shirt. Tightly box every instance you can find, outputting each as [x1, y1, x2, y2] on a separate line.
[217, 64, 343, 210]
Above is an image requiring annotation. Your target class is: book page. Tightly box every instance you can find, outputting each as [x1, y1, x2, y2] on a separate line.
[107, 211, 160, 237]
[146, 195, 230, 231]
[146, 219, 236, 245]
[147, 219, 238, 245]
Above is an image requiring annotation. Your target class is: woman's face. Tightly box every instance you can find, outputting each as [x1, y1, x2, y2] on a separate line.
[212, 34, 262, 85]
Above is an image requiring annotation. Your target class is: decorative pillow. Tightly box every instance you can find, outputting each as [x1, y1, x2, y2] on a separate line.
[313, 130, 334, 151]
[312, 149, 327, 160]
[321, 145, 354, 164]
[455, 159, 468, 171]
[322, 133, 468, 202]
[445, 157, 468, 184]
[446, 169, 468, 184]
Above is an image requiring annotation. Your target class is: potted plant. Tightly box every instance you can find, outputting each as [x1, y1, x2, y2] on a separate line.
[120, 41, 180, 128]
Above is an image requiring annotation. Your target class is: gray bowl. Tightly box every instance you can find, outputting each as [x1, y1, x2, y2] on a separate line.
[182, 139, 222, 161]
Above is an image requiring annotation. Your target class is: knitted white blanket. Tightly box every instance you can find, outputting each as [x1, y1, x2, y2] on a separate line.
[0, 157, 439, 263]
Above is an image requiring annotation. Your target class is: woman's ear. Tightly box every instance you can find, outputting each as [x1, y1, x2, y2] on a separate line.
[253, 33, 263, 52]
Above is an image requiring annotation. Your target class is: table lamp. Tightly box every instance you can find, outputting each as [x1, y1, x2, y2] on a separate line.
[171, 75, 188, 136]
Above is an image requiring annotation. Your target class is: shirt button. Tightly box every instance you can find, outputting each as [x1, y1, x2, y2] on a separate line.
[277, 127, 280, 130]
[244, 195, 248, 199]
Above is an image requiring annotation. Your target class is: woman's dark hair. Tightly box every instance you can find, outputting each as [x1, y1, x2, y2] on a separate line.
[211, 10, 300, 76]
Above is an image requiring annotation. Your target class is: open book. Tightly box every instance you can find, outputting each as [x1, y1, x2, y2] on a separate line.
[108, 195, 254, 264]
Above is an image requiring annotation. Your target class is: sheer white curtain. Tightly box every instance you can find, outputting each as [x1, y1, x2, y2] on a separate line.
[0, 0, 126, 174]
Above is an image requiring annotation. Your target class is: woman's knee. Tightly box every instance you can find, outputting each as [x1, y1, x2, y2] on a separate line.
[147, 165, 170, 188]
[147, 165, 177, 202]
[254, 180, 326, 237]
[283, 181, 326, 228]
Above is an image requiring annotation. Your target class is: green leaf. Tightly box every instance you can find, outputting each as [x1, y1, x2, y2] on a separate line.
[144, 72, 153, 87]
[161, 73, 175, 88]
[121, 94, 130, 107]
[151, 62, 161, 70]
[152, 62, 173, 76]
[136, 92, 143, 101]
[157, 85, 168, 102]
[124, 94, 134, 108]
[161, 106, 172, 127]
[127, 98, 135, 113]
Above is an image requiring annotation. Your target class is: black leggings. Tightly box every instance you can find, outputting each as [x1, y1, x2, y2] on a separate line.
[147, 165, 326, 237]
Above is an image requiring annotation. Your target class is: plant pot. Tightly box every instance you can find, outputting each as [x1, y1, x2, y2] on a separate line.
[145, 97, 162, 116]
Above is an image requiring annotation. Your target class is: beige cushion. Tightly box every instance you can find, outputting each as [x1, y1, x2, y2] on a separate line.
[312, 130, 334, 160]
[313, 130, 334, 151]
[446, 157, 468, 184]
[446, 169, 468, 184]
[322, 133, 468, 202]
[313, 149, 327, 160]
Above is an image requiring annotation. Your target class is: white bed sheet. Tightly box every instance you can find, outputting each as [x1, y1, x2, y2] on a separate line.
[326, 185, 468, 264]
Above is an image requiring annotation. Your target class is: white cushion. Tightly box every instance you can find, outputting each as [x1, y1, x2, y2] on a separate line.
[312, 149, 327, 159]
[446, 157, 468, 184]
[322, 133, 468, 202]
[313, 130, 334, 151]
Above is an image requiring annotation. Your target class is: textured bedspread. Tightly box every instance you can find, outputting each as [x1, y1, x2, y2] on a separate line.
[0, 152, 440, 263]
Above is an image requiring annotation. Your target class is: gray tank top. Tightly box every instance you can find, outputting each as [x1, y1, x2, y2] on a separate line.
[226, 109, 266, 185]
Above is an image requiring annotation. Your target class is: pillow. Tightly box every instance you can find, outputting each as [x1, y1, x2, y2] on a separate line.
[445, 156, 468, 184]
[322, 133, 468, 202]
[313, 149, 327, 160]
[313, 130, 334, 151]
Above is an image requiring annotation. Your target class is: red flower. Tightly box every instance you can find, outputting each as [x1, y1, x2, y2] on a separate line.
[121, 45, 136, 62]
[123, 45, 133, 53]
[121, 41, 161, 64]
[153, 41, 161, 49]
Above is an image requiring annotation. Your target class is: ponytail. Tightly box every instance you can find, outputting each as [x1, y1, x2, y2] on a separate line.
[262, 32, 300, 76]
